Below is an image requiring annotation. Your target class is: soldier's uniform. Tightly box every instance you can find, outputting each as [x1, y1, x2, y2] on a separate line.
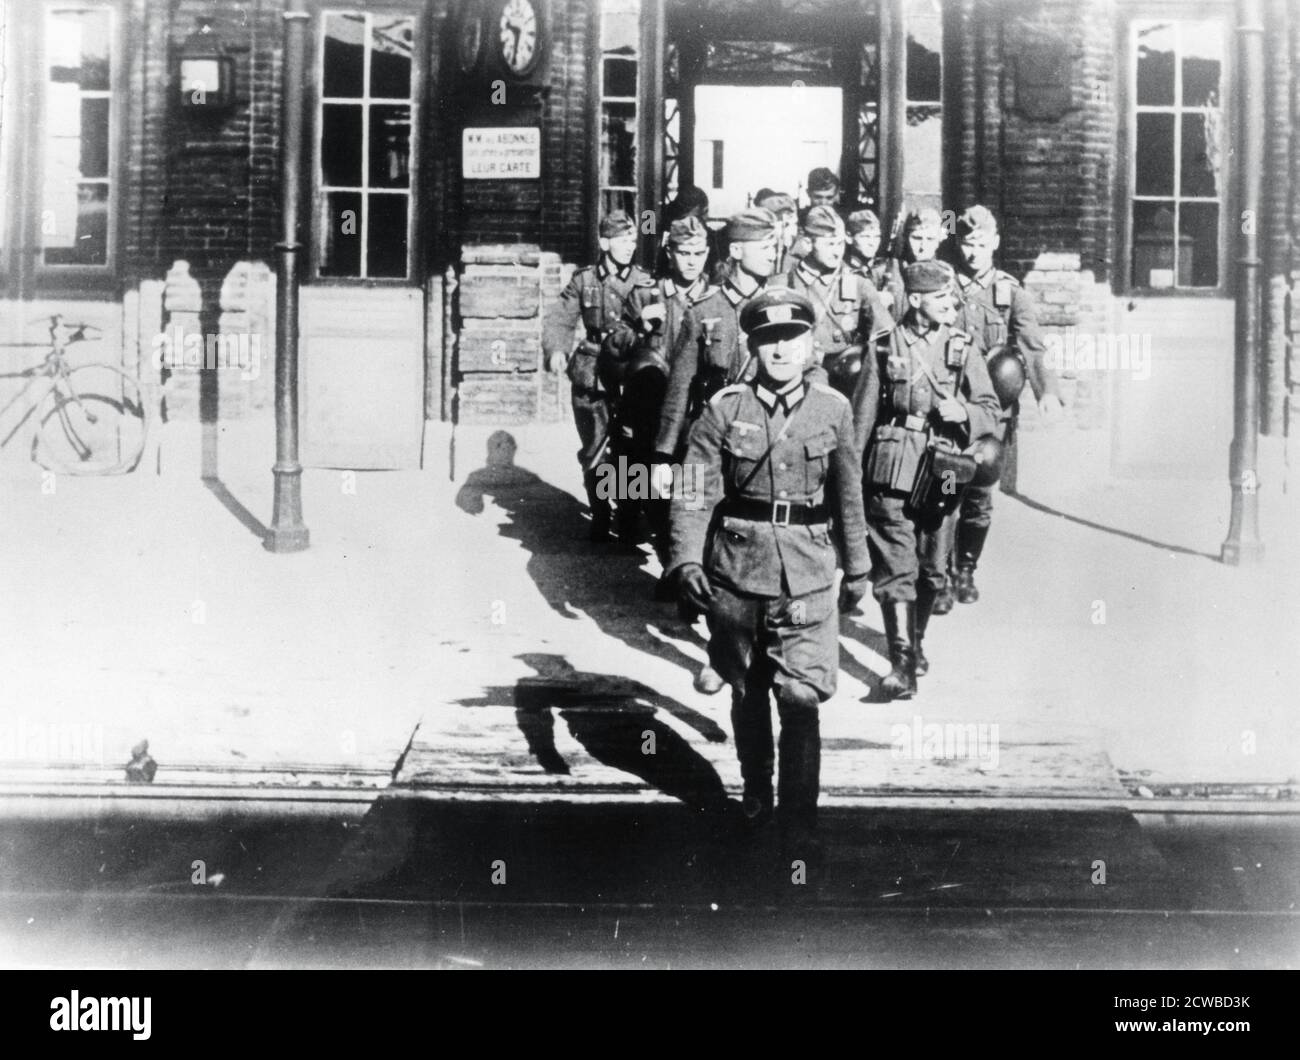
[852, 260, 1001, 698]
[542, 211, 653, 538]
[951, 204, 1062, 601]
[786, 206, 894, 397]
[670, 288, 869, 841]
[844, 209, 892, 304]
[654, 209, 784, 460]
[602, 216, 714, 560]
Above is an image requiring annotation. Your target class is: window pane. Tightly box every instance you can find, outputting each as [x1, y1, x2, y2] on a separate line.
[44, 183, 108, 265]
[80, 97, 110, 178]
[369, 105, 410, 188]
[48, 9, 111, 90]
[367, 194, 408, 278]
[1135, 112, 1174, 195]
[1180, 111, 1221, 198]
[601, 188, 636, 219]
[370, 17, 413, 99]
[1180, 202, 1218, 287]
[320, 191, 363, 276]
[323, 14, 365, 98]
[321, 104, 362, 186]
[1181, 21, 1222, 107]
[905, 21, 942, 102]
[601, 102, 637, 187]
[603, 57, 636, 98]
[1136, 22, 1175, 106]
[903, 105, 942, 198]
[601, 0, 640, 55]
[1132, 201, 1177, 288]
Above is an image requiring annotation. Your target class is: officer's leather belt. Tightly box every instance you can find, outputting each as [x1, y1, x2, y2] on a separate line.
[722, 498, 829, 526]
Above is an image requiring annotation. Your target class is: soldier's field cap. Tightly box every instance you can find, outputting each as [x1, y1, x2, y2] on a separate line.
[846, 208, 881, 235]
[755, 191, 796, 216]
[740, 288, 816, 338]
[807, 166, 839, 192]
[803, 205, 846, 238]
[725, 207, 778, 242]
[957, 204, 999, 237]
[600, 210, 637, 238]
[905, 207, 944, 235]
[904, 259, 957, 294]
[668, 215, 709, 248]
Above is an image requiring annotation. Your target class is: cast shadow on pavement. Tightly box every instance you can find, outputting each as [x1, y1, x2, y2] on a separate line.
[458, 652, 730, 813]
[837, 613, 894, 703]
[1006, 487, 1218, 561]
[454, 431, 710, 679]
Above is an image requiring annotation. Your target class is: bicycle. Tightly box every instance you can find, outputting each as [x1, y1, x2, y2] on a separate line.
[0, 314, 150, 475]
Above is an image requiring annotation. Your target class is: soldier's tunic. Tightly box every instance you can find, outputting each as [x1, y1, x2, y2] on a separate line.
[786, 258, 894, 378]
[851, 320, 1001, 601]
[670, 377, 869, 818]
[542, 259, 654, 473]
[955, 265, 1059, 524]
[654, 275, 775, 459]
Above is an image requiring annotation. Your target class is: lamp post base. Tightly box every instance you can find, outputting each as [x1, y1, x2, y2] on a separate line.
[1220, 539, 1264, 566]
[264, 464, 310, 553]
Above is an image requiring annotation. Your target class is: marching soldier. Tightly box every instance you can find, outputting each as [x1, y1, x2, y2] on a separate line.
[543, 210, 653, 541]
[787, 167, 842, 267]
[754, 190, 799, 275]
[851, 260, 1001, 699]
[653, 208, 782, 462]
[844, 209, 892, 308]
[882, 206, 946, 323]
[669, 288, 870, 849]
[951, 204, 1064, 604]
[602, 214, 714, 573]
[786, 205, 894, 397]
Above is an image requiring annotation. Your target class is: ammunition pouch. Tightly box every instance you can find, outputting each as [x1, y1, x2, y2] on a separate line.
[908, 436, 977, 518]
[865, 424, 927, 491]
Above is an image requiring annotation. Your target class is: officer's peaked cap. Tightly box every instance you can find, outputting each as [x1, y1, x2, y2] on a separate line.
[600, 210, 637, 238]
[740, 288, 816, 337]
[904, 259, 957, 294]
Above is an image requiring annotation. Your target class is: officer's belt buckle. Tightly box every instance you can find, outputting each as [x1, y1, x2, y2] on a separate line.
[771, 501, 792, 526]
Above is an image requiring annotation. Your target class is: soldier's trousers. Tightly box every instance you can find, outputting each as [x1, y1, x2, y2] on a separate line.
[572, 386, 612, 521]
[866, 491, 956, 603]
[707, 580, 836, 822]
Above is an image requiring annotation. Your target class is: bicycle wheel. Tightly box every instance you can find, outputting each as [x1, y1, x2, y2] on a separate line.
[32, 363, 149, 475]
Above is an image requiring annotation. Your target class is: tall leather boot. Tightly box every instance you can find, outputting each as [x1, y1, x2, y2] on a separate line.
[955, 523, 990, 604]
[914, 587, 935, 677]
[775, 683, 821, 849]
[732, 681, 774, 826]
[879, 600, 917, 700]
[584, 470, 611, 542]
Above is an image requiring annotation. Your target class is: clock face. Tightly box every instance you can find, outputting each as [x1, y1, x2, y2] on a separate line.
[497, 0, 539, 76]
[457, 5, 483, 73]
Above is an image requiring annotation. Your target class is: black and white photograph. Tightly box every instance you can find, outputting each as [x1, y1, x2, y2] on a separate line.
[0, 0, 1296, 995]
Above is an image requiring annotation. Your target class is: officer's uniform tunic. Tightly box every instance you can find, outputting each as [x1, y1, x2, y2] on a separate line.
[542, 259, 654, 474]
[671, 377, 869, 817]
[852, 321, 1001, 602]
[955, 266, 1059, 526]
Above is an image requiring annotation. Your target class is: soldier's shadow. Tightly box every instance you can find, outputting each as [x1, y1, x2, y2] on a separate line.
[454, 431, 709, 680]
[458, 653, 730, 812]
[838, 613, 895, 703]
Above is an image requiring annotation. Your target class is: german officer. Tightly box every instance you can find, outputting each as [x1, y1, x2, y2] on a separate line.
[602, 215, 714, 569]
[951, 204, 1063, 603]
[543, 210, 653, 541]
[786, 205, 894, 397]
[670, 287, 870, 848]
[653, 207, 781, 462]
[852, 260, 1000, 699]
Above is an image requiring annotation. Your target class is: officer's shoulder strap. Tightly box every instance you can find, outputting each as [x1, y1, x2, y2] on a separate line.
[708, 382, 749, 409]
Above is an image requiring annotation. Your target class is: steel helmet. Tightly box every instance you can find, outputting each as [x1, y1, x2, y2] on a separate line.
[986, 348, 1026, 408]
[968, 434, 1005, 487]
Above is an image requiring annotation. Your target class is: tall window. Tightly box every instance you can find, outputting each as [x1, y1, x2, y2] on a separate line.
[599, 0, 639, 219]
[316, 12, 416, 280]
[902, 0, 942, 213]
[1130, 20, 1224, 289]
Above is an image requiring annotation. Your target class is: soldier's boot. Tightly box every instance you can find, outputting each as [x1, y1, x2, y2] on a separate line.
[932, 572, 955, 615]
[879, 600, 918, 700]
[584, 471, 612, 542]
[914, 589, 935, 677]
[732, 685, 774, 827]
[955, 524, 990, 604]
[775, 682, 822, 856]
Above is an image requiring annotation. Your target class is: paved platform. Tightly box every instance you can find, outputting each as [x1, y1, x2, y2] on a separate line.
[0, 413, 1296, 806]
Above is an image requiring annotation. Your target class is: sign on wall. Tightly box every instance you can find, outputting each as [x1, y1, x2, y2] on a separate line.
[462, 127, 541, 179]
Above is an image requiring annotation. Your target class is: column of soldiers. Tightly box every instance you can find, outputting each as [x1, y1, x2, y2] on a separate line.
[542, 172, 1061, 853]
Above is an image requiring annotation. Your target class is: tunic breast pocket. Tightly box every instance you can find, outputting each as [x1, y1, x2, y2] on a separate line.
[722, 424, 764, 485]
[803, 430, 837, 495]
